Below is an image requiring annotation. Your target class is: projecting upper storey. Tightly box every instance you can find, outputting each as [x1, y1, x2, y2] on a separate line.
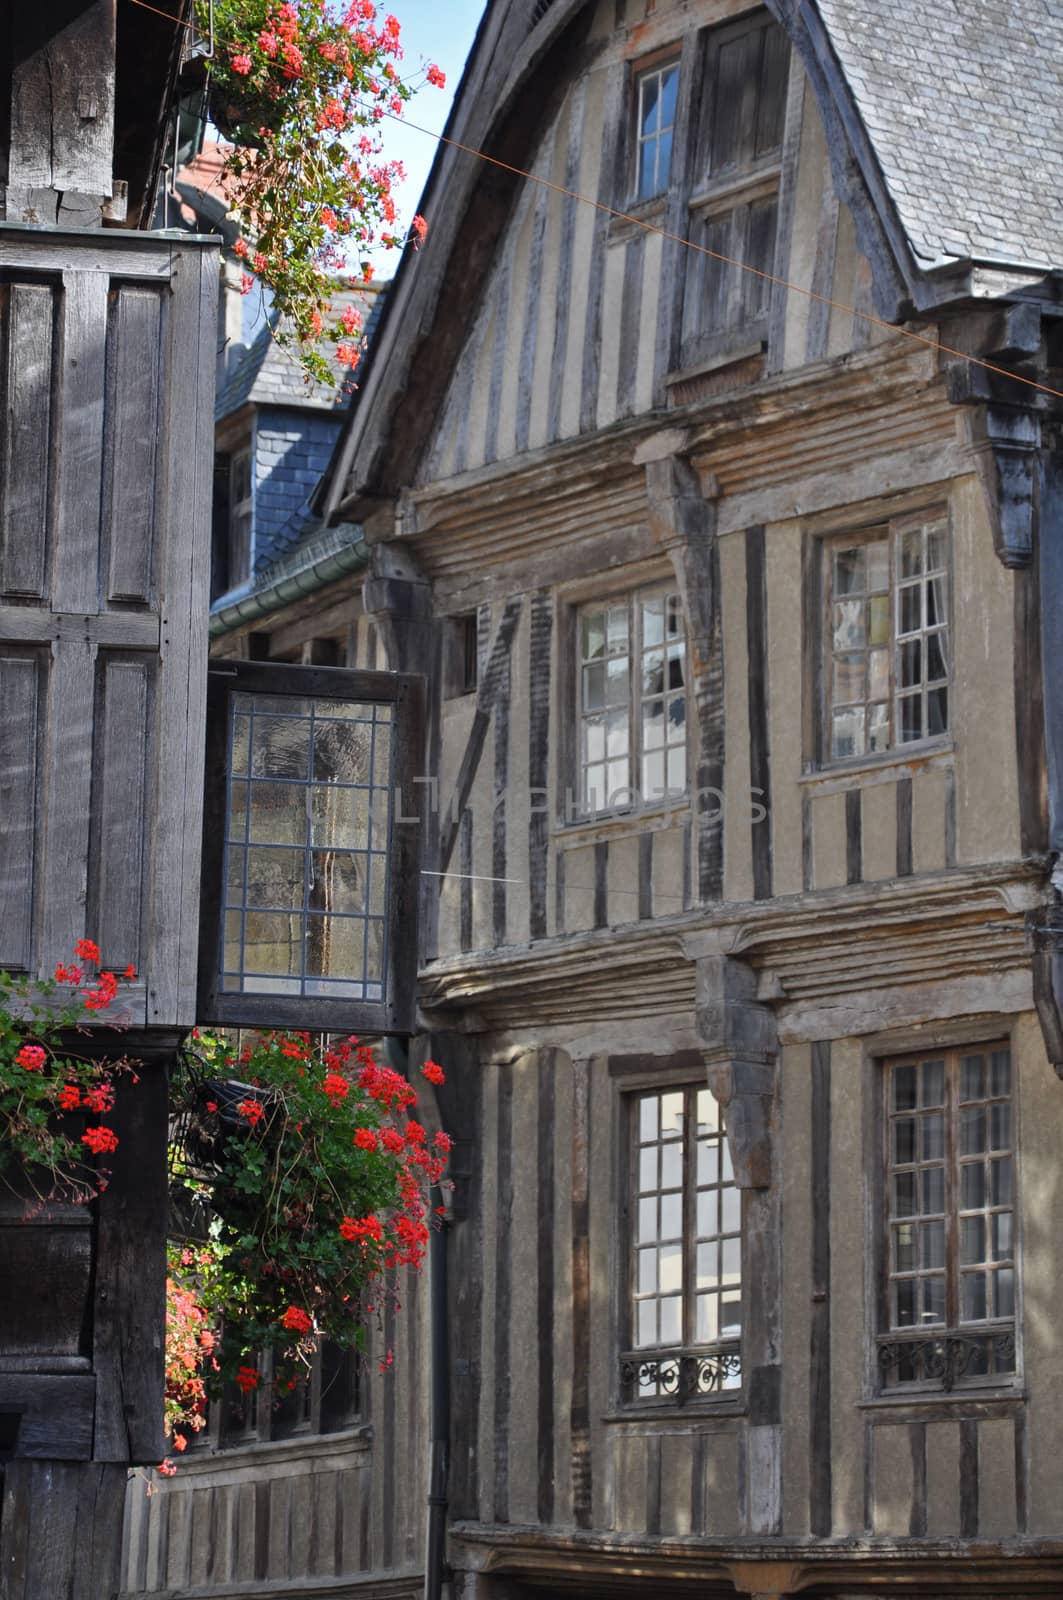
[321, 0, 1063, 520]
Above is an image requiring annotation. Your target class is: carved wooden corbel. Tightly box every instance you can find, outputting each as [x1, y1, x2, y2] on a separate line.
[960, 404, 1040, 569]
[697, 956, 778, 1188]
[362, 540, 434, 677]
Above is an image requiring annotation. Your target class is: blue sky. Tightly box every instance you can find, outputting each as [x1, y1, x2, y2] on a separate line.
[368, 0, 485, 272]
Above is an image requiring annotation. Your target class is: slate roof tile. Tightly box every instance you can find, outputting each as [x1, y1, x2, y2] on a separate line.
[817, 0, 1063, 269]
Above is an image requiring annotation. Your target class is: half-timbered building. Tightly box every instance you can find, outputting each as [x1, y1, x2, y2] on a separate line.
[127, 1, 1063, 1596]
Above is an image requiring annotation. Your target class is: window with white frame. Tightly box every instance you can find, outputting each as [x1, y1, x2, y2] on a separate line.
[823, 511, 950, 764]
[621, 1085, 742, 1404]
[879, 1044, 1016, 1391]
[229, 446, 254, 586]
[634, 60, 680, 202]
[577, 587, 687, 815]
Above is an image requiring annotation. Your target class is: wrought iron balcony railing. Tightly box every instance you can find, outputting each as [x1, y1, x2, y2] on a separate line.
[877, 1328, 1016, 1393]
[620, 1346, 742, 1405]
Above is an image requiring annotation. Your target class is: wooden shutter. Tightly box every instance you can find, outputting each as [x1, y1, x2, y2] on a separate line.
[0, 226, 217, 1028]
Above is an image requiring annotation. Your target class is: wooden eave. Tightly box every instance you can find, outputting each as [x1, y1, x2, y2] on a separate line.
[390, 336, 955, 592]
[417, 859, 1044, 1038]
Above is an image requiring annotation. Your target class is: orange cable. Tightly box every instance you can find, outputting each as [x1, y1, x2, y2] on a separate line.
[125, 0, 1063, 403]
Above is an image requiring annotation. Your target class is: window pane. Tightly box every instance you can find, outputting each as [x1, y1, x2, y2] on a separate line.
[893, 1065, 917, 1111]
[990, 1050, 1011, 1098]
[661, 1193, 682, 1238]
[581, 611, 605, 660]
[960, 1105, 986, 1156]
[893, 1171, 916, 1216]
[960, 1054, 985, 1101]
[920, 1060, 945, 1107]
[921, 1114, 944, 1162]
[831, 707, 864, 761]
[960, 1216, 985, 1265]
[640, 71, 660, 138]
[833, 600, 865, 650]
[995, 1267, 1015, 1319]
[834, 547, 864, 595]
[659, 64, 678, 130]
[961, 1162, 986, 1210]
[899, 694, 922, 743]
[867, 540, 889, 591]
[921, 1166, 944, 1214]
[900, 526, 923, 577]
[661, 1092, 683, 1136]
[659, 1244, 682, 1294]
[833, 653, 864, 703]
[898, 584, 921, 636]
[922, 1276, 945, 1323]
[893, 1118, 916, 1165]
[659, 1296, 681, 1345]
[639, 1097, 658, 1142]
[992, 1212, 1012, 1260]
[989, 1103, 1011, 1151]
[920, 1220, 945, 1270]
[961, 1273, 987, 1322]
[990, 1157, 1013, 1206]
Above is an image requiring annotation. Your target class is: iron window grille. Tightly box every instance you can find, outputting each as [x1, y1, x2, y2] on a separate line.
[576, 586, 687, 816]
[822, 511, 950, 764]
[879, 1044, 1017, 1392]
[620, 1085, 742, 1405]
[198, 662, 423, 1034]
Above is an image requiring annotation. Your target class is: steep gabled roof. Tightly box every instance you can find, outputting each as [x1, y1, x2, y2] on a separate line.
[322, 0, 1063, 521]
[816, 0, 1063, 272]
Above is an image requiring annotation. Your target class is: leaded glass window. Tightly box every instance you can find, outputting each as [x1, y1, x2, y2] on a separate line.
[222, 693, 393, 1001]
[825, 512, 950, 763]
[880, 1044, 1017, 1391]
[577, 588, 687, 814]
[200, 663, 422, 1033]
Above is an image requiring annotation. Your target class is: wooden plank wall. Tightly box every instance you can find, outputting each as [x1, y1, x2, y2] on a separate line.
[0, 229, 216, 1027]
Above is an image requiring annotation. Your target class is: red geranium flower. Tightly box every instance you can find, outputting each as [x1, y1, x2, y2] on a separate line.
[422, 1060, 445, 1085]
[235, 1365, 260, 1393]
[15, 1045, 46, 1071]
[281, 1306, 313, 1334]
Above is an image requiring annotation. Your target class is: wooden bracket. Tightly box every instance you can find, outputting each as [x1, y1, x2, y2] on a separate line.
[697, 956, 778, 1188]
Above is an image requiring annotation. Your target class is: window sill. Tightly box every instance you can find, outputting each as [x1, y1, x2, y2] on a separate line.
[609, 195, 667, 245]
[800, 739, 954, 792]
[859, 1387, 1024, 1415]
[165, 1423, 371, 1474]
[603, 1398, 746, 1426]
[553, 799, 691, 849]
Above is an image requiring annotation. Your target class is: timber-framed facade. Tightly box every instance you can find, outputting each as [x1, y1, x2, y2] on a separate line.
[127, 1, 1063, 1597]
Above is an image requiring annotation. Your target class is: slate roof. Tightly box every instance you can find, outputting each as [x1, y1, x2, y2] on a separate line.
[817, 0, 1063, 271]
[216, 284, 387, 420]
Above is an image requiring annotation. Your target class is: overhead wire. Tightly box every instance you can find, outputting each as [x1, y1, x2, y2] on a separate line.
[125, 0, 1063, 402]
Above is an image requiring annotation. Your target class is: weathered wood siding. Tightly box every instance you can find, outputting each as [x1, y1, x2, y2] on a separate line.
[0, 226, 216, 1027]
[418, 8, 884, 487]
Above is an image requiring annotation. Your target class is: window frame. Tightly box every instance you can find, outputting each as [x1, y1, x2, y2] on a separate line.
[197, 660, 424, 1035]
[678, 9, 791, 370]
[816, 508, 953, 771]
[228, 445, 254, 587]
[618, 1081, 743, 1408]
[185, 1341, 362, 1452]
[572, 581, 689, 821]
[875, 1041, 1019, 1396]
[631, 54, 681, 206]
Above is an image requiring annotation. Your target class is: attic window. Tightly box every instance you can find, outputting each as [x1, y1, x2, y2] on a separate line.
[199, 662, 424, 1033]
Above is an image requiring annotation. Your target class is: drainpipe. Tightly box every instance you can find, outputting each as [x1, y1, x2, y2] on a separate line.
[1034, 435, 1063, 1073]
[382, 1041, 450, 1600]
[424, 1180, 450, 1600]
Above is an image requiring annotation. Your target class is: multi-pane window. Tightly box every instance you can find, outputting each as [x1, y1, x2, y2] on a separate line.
[881, 1045, 1016, 1390]
[825, 513, 950, 763]
[577, 588, 687, 814]
[222, 692, 393, 1000]
[622, 1086, 741, 1403]
[635, 62, 679, 202]
[680, 13, 790, 365]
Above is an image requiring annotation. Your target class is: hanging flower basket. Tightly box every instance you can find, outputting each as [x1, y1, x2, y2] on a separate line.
[167, 1033, 451, 1388]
